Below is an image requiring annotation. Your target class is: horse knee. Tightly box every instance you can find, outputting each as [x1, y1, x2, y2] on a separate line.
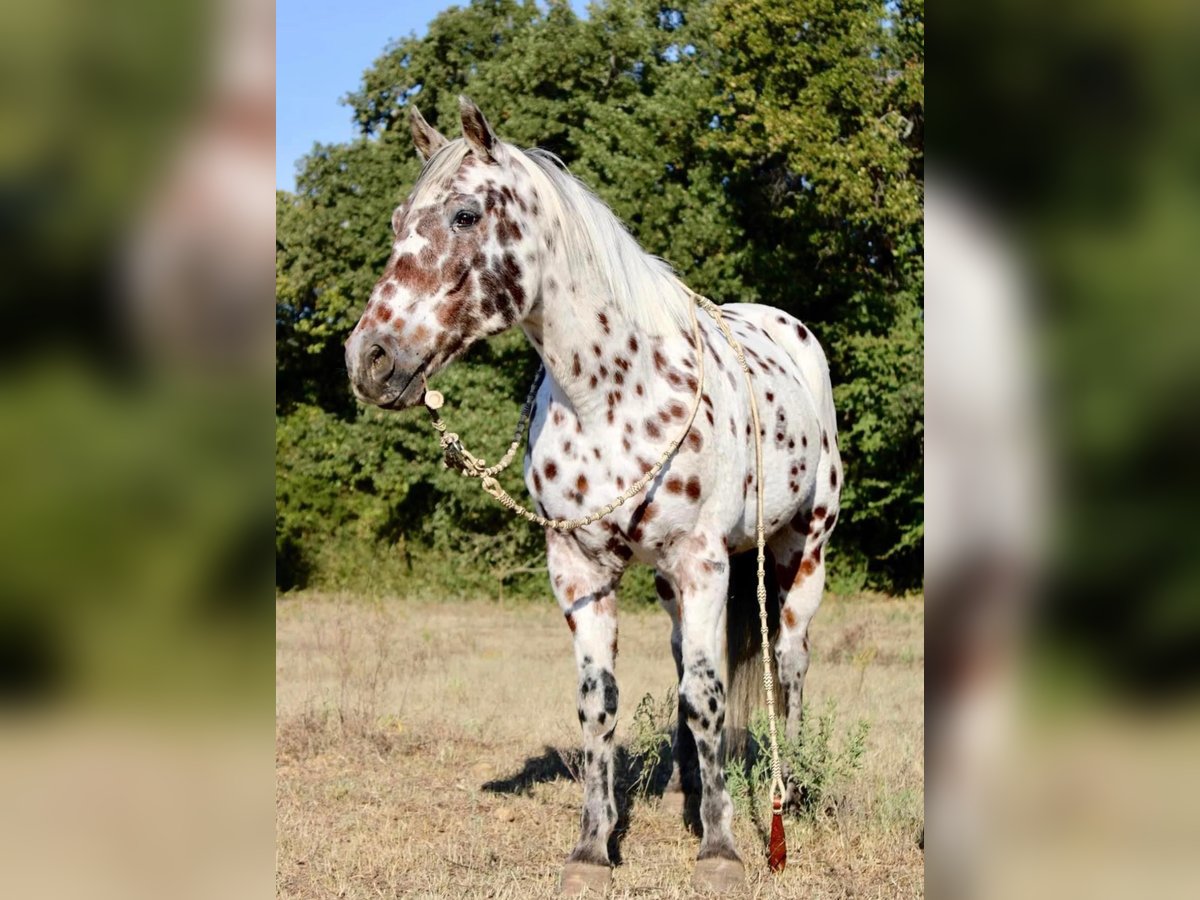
[577, 667, 618, 739]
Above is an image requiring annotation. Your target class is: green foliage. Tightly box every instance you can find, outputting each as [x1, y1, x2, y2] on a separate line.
[276, 0, 924, 597]
[626, 689, 677, 797]
[725, 701, 870, 823]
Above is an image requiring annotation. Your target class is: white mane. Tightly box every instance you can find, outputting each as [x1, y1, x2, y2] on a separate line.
[514, 147, 692, 336]
[408, 139, 693, 336]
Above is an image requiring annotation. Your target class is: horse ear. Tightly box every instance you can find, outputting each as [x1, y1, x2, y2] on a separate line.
[409, 105, 448, 161]
[458, 95, 501, 164]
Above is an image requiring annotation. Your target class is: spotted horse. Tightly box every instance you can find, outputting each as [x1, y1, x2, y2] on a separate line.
[346, 98, 843, 895]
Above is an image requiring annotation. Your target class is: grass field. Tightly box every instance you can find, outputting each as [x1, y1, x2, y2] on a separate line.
[276, 592, 924, 898]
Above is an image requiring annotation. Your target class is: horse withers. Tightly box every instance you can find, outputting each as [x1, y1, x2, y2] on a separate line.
[345, 97, 842, 894]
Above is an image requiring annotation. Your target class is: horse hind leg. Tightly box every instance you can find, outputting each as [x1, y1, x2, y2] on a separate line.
[768, 520, 831, 807]
[655, 572, 699, 820]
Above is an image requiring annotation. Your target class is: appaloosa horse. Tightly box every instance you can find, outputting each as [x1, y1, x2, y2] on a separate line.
[346, 98, 842, 894]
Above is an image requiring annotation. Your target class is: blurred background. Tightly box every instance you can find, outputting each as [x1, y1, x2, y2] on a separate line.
[930, 0, 1200, 897]
[0, 0, 273, 897]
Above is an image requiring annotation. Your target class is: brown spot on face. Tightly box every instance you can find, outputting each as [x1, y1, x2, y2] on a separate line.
[665, 475, 684, 494]
[668, 401, 686, 420]
[374, 304, 393, 323]
[766, 391, 775, 402]
[645, 420, 662, 439]
[686, 431, 703, 452]
[589, 375, 598, 389]
[533, 471, 543, 492]
[653, 349, 668, 372]
[552, 409, 564, 426]
[572, 353, 581, 377]
[822, 431, 830, 451]
[592, 343, 602, 357]
[635, 384, 644, 396]
[685, 476, 702, 501]
[628, 335, 639, 353]
[565, 612, 576, 633]
[598, 312, 610, 334]
[544, 460, 559, 481]
[378, 281, 396, 299]
[796, 323, 809, 341]
[782, 607, 798, 629]
[814, 505, 827, 519]
[830, 467, 839, 489]
[391, 253, 439, 295]
[576, 474, 589, 495]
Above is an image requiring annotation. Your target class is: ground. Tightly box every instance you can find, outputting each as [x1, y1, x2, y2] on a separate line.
[276, 591, 924, 898]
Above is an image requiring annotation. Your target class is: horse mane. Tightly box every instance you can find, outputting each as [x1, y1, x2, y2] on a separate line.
[407, 139, 692, 336]
[514, 147, 692, 335]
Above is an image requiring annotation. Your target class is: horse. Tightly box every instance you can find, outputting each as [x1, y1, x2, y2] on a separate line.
[345, 97, 842, 895]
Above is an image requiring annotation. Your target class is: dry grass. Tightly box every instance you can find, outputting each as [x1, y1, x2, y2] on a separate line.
[276, 592, 924, 898]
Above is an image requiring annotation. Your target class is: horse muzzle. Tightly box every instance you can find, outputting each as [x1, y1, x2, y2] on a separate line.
[346, 337, 426, 410]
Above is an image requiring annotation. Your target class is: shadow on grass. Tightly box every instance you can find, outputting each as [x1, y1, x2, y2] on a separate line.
[482, 740, 680, 864]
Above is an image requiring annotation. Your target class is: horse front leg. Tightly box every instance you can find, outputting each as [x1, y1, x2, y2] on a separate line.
[660, 530, 746, 893]
[547, 530, 624, 897]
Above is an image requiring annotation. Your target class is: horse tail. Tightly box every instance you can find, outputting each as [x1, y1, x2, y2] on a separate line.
[724, 549, 782, 760]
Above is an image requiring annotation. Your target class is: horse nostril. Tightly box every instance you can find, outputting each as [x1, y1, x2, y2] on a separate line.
[366, 343, 394, 382]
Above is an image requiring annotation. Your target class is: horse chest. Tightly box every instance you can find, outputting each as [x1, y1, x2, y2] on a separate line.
[523, 400, 712, 562]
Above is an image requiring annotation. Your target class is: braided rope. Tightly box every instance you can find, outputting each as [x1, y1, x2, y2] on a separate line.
[424, 299, 706, 532]
[422, 291, 786, 808]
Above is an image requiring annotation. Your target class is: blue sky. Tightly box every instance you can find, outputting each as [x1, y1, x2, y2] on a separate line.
[277, 0, 588, 191]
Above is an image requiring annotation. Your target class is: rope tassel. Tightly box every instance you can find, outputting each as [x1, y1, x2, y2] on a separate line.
[768, 800, 787, 872]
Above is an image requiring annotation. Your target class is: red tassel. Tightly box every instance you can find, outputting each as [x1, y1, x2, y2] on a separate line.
[768, 802, 787, 872]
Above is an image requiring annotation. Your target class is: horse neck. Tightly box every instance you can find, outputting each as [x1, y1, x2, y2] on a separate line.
[522, 250, 694, 432]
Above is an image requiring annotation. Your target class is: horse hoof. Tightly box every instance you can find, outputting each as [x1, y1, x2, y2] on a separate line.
[660, 788, 685, 816]
[559, 861, 612, 896]
[692, 856, 746, 893]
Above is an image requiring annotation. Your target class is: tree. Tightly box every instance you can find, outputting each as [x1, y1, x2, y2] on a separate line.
[276, 0, 924, 596]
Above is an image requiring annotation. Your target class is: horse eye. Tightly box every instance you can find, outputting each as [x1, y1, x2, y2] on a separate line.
[452, 209, 480, 229]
